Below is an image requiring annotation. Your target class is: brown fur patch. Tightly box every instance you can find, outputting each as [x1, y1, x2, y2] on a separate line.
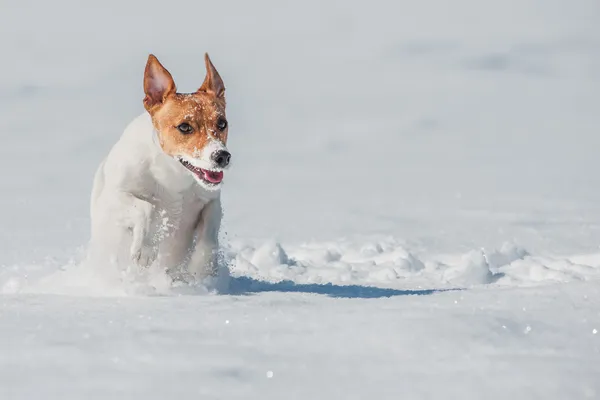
[143, 54, 228, 158]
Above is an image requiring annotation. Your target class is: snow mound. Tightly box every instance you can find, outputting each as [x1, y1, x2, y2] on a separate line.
[230, 239, 600, 291]
[231, 238, 429, 287]
[2, 239, 600, 296]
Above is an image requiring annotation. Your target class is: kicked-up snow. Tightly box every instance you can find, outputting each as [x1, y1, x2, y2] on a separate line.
[1, 0, 600, 398]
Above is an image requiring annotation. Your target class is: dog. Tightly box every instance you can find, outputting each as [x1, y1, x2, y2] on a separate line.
[89, 53, 231, 284]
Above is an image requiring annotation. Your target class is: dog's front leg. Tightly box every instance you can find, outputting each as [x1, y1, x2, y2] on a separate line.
[118, 192, 157, 267]
[187, 199, 222, 281]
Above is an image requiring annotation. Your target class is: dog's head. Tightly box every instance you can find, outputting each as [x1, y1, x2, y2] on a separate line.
[143, 53, 230, 191]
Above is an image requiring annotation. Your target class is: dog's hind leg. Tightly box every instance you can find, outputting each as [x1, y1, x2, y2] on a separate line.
[90, 159, 106, 218]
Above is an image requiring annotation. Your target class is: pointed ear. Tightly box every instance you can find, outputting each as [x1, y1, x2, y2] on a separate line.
[198, 53, 225, 98]
[143, 54, 176, 111]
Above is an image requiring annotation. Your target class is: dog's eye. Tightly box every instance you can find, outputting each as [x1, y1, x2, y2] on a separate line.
[217, 118, 227, 131]
[177, 123, 193, 134]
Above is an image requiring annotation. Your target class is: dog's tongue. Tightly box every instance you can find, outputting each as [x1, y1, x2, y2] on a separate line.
[202, 169, 224, 183]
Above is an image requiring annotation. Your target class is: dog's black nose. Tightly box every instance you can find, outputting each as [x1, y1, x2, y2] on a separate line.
[212, 150, 231, 168]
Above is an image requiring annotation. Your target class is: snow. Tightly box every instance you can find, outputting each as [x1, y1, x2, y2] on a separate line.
[1, 0, 600, 398]
[2, 284, 600, 399]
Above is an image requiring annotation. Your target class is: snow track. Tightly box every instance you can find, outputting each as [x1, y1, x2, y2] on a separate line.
[2, 239, 600, 297]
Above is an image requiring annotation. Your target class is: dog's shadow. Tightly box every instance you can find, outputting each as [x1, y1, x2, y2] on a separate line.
[224, 276, 458, 299]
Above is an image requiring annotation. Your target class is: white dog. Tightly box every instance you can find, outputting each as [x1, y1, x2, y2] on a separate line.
[89, 53, 231, 283]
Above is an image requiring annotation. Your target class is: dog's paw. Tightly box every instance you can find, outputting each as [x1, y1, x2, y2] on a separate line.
[130, 244, 158, 267]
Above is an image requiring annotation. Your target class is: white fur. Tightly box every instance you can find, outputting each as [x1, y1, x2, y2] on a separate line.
[89, 112, 228, 283]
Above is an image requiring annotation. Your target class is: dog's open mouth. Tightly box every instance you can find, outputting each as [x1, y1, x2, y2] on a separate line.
[179, 159, 224, 185]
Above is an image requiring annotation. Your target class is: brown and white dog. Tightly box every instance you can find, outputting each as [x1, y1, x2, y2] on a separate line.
[89, 53, 231, 283]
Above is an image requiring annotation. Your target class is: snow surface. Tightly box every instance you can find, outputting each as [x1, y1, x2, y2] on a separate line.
[1, 0, 600, 398]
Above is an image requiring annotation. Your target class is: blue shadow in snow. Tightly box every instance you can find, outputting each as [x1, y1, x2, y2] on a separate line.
[226, 276, 459, 299]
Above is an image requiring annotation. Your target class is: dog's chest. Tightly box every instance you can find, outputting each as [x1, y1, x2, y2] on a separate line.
[147, 158, 214, 231]
[140, 146, 219, 245]
[144, 191, 207, 268]
[151, 188, 208, 237]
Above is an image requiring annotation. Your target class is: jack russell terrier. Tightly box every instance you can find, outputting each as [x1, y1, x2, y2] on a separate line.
[89, 53, 231, 284]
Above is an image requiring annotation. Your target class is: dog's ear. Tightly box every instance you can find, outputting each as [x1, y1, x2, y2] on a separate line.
[198, 53, 225, 98]
[143, 54, 176, 111]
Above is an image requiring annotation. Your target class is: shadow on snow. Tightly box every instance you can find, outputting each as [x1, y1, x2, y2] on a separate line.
[225, 276, 459, 299]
